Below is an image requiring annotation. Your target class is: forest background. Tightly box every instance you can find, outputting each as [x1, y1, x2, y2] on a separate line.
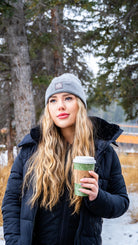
[0, 0, 138, 163]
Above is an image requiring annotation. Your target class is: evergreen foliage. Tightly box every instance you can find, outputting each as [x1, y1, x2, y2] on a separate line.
[83, 0, 138, 120]
[0, 0, 137, 122]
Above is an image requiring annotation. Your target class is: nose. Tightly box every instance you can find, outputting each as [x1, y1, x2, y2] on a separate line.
[57, 99, 65, 110]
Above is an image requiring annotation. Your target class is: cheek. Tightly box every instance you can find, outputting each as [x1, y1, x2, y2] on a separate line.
[73, 104, 79, 116]
[71, 106, 78, 122]
[48, 107, 55, 121]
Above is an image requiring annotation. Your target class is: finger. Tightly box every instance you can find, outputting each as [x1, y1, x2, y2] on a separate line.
[79, 188, 93, 196]
[89, 171, 99, 181]
[80, 177, 98, 185]
[80, 183, 97, 190]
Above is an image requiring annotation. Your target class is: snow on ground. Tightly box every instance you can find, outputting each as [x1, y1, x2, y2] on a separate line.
[0, 146, 17, 166]
[0, 147, 7, 166]
[0, 227, 4, 245]
[102, 217, 138, 245]
[0, 193, 138, 245]
[102, 192, 138, 245]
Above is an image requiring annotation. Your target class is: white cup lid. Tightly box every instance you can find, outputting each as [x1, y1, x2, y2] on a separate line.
[73, 156, 96, 164]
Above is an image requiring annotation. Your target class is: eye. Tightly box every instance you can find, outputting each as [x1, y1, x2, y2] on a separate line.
[65, 96, 73, 101]
[49, 98, 56, 103]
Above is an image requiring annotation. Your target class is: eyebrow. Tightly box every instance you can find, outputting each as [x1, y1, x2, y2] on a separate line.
[50, 93, 72, 98]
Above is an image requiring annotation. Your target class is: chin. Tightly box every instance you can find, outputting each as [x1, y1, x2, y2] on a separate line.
[56, 122, 74, 129]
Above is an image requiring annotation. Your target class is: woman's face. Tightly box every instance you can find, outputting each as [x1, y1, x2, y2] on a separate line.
[48, 93, 79, 130]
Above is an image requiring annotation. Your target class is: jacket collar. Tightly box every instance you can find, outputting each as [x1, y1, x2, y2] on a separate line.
[18, 116, 123, 148]
[18, 127, 41, 147]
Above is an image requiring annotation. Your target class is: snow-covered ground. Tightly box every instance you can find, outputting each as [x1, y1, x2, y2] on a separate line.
[0, 145, 7, 166]
[102, 216, 138, 245]
[0, 227, 4, 245]
[102, 192, 138, 245]
[0, 192, 138, 245]
[0, 146, 17, 166]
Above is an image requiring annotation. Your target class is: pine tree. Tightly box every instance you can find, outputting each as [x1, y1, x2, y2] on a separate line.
[81, 0, 138, 120]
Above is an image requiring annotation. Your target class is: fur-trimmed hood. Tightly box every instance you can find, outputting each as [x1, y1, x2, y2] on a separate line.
[90, 116, 122, 144]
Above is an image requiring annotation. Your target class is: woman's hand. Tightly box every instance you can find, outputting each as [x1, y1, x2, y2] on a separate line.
[79, 171, 99, 201]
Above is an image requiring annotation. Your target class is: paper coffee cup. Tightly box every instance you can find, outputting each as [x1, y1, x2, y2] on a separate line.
[73, 156, 96, 196]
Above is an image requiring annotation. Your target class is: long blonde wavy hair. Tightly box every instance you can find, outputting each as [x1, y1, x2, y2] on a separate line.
[23, 98, 95, 213]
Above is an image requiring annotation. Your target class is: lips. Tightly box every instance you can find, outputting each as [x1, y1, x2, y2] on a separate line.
[57, 113, 69, 119]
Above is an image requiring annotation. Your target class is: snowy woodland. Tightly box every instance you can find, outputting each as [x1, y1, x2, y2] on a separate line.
[0, 0, 138, 244]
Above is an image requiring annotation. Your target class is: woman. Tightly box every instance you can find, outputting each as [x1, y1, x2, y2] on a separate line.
[2, 73, 129, 245]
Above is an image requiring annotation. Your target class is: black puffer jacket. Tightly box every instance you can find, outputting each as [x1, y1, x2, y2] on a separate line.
[2, 117, 129, 245]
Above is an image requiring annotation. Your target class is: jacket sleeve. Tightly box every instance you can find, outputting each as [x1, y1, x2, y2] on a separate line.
[84, 146, 129, 218]
[2, 149, 25, 245]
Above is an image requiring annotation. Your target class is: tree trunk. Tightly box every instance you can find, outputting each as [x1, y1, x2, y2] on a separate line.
[51, 6, 64, 76]
[4, 0, 36, 144]
[6, 119, 14, 164]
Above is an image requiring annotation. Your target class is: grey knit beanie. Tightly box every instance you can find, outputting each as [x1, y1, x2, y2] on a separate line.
[45, 73, 87, 107]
